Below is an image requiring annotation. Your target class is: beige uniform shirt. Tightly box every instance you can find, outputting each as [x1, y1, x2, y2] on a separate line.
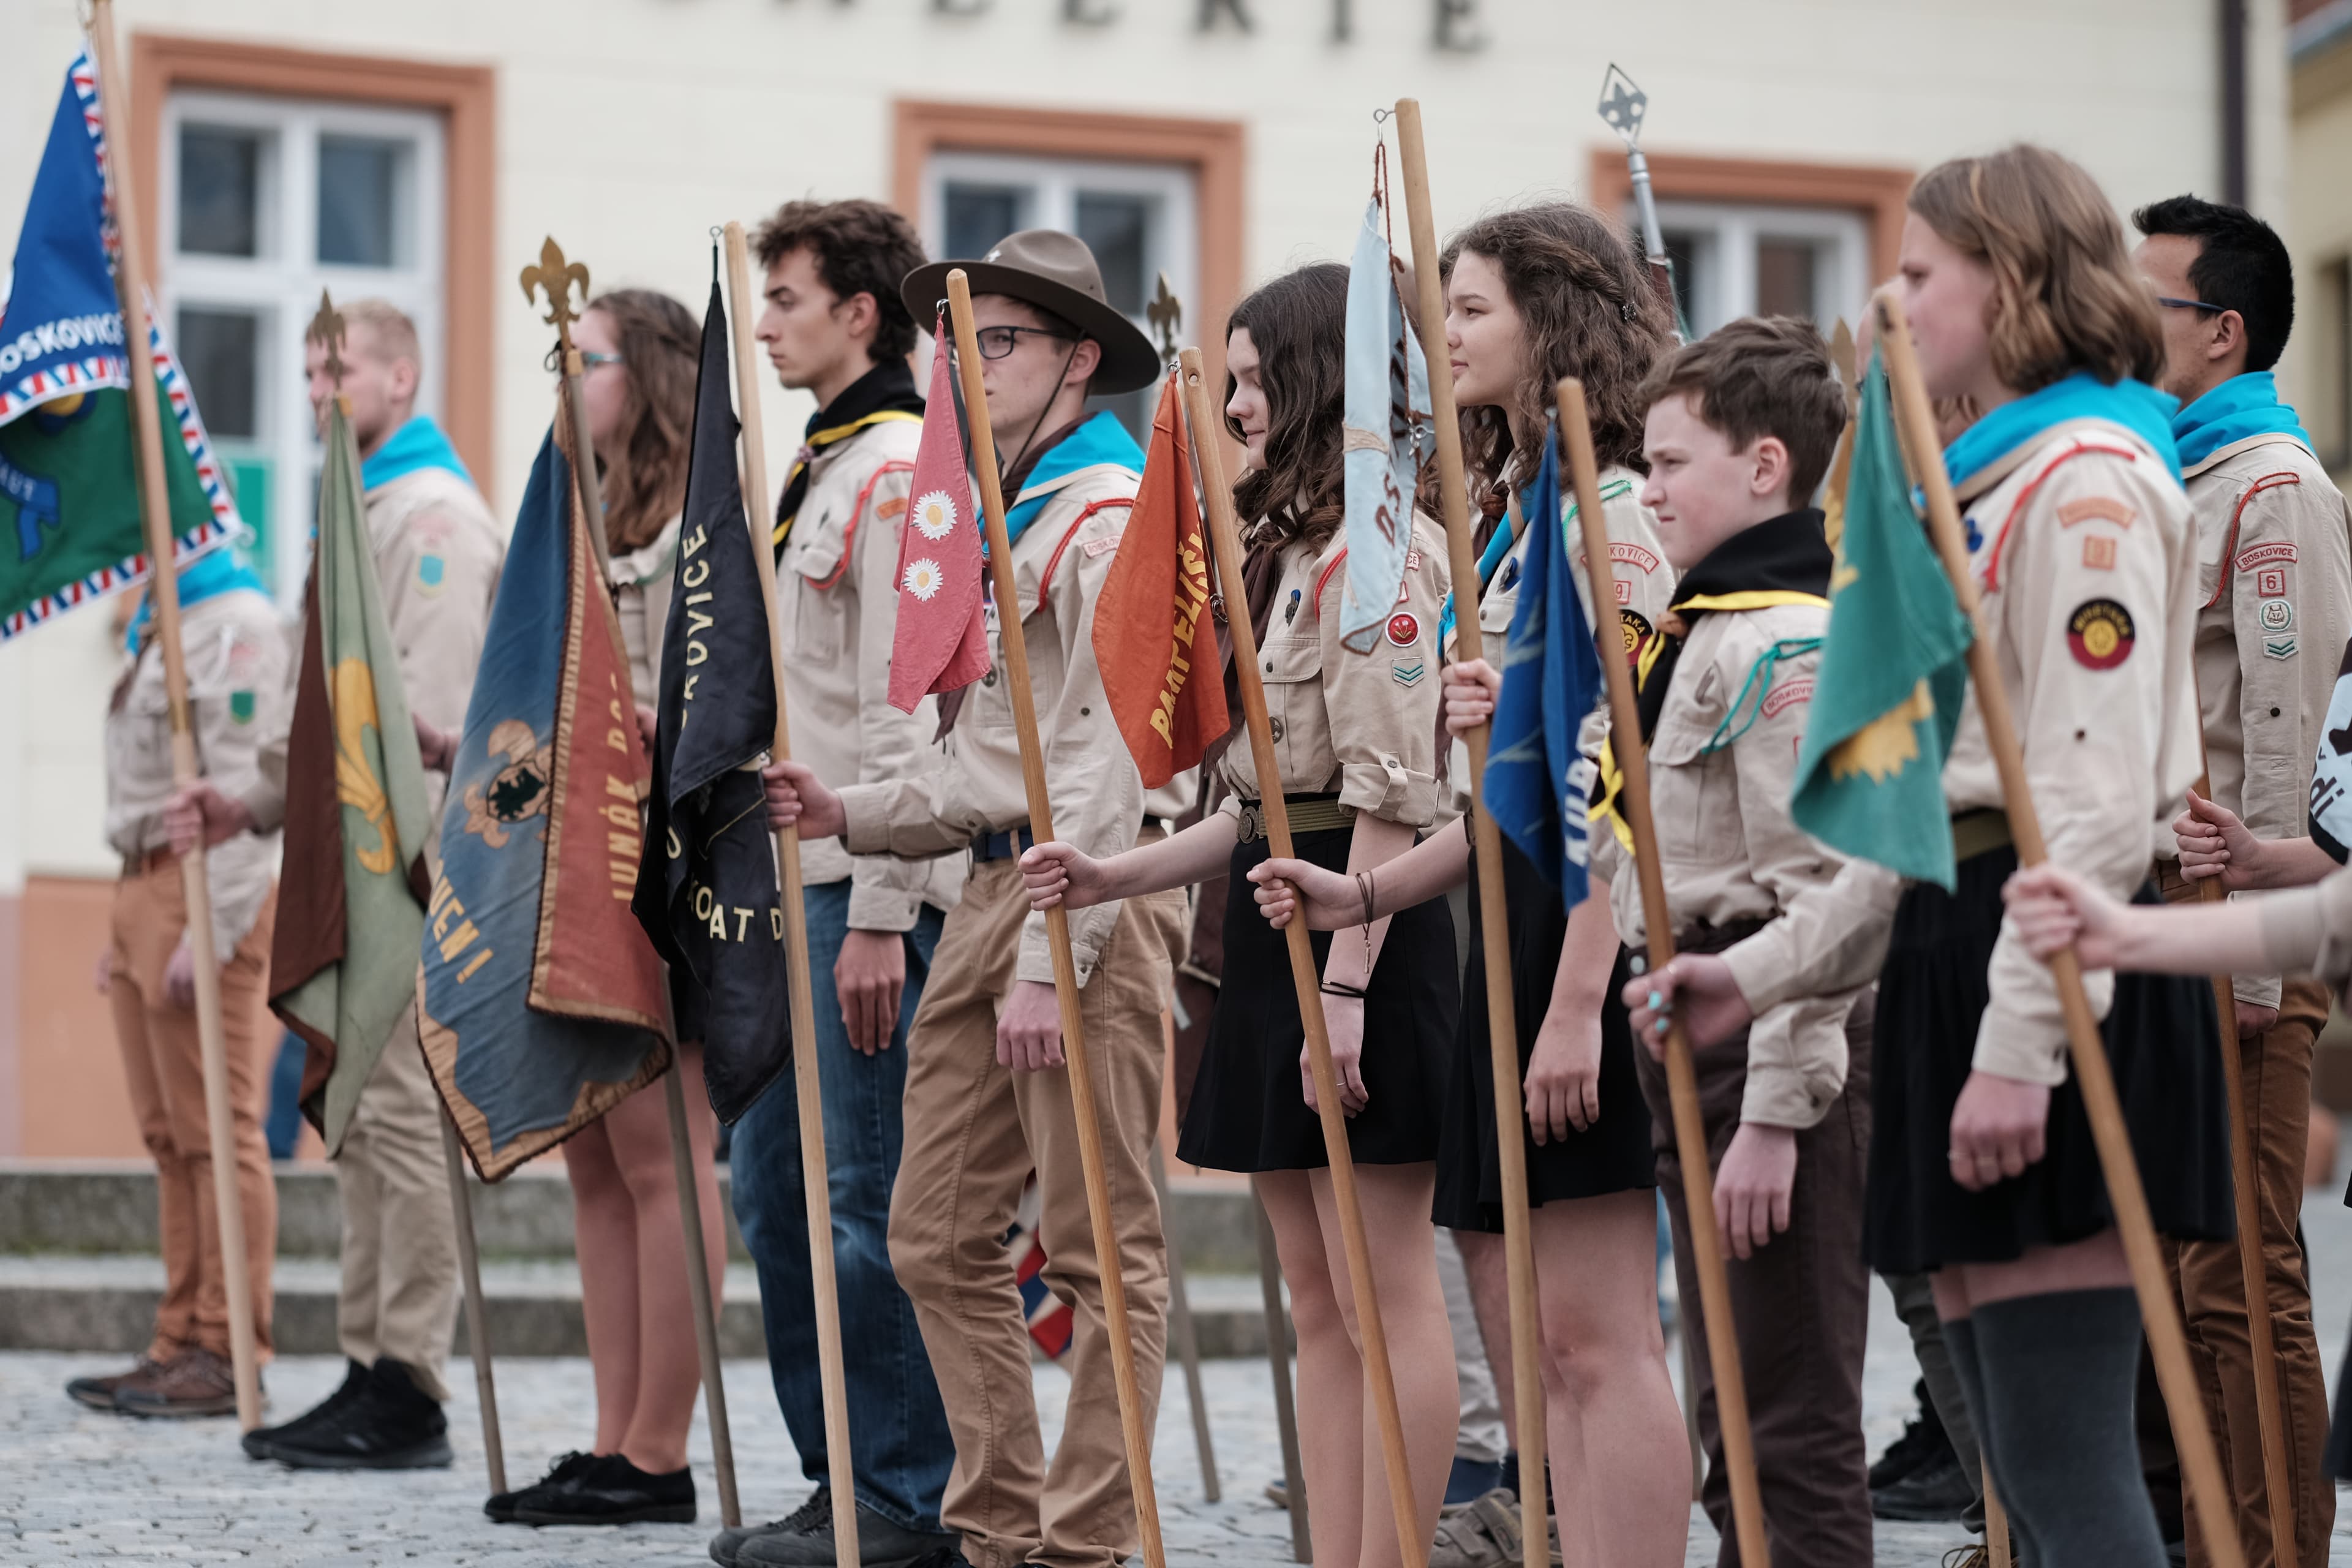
[1591, 600, 1859, 1129]
[1215, 518, 1452, 827]
[105, 587, 291, 960]
[611, 513, 681, 710]
[840, 459, 1145, 986]
[2259, 864, 2352, 999]
[2184, 433, 2352, 1009]
[775, 419, 962, 931]
[1744, 421, 2202, 1087]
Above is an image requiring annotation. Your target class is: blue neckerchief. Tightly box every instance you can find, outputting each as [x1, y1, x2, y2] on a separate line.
[999, 412, 1144, 549]
[1942, 371, 2181, 490]
[361, 413, 473, 492]
[126, 548, 267, 651]
[2171, 371, 2312, 471]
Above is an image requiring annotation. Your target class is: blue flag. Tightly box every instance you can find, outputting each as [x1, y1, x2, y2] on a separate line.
[1482, 428, 1603, 911]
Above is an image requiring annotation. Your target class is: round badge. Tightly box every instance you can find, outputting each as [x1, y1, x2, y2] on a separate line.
[2260, 598, 2294, 633]
[1385, 611, 1420, 647]
[1619, 609, 1656, 669]
[2066, 598, 2136, 670]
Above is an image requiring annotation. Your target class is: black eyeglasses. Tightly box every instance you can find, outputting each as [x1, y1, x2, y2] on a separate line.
[2154, 296, 2225, 314]
[973, 324, 1076, 360]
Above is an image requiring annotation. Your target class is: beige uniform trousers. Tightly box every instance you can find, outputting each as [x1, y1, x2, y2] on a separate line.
[107, 857, 278, 1360]
[888, 851, 1186, 1568]
[332, 1003, 459, 1398]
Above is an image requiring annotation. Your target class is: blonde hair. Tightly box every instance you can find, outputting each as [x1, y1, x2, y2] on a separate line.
[1907, 146, 2165, 392]
[340, 298, 421, 375]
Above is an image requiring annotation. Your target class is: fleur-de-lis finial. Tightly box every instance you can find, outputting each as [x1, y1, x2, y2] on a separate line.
[306, 289, 347, 388]
[520, 236, 591, 333]
[1147, 271, 1183, 367]
[1830, 318, 1857, 400]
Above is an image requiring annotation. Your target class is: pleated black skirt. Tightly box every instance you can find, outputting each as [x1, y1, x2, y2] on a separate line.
[1177, 824, 1457, 1174]
[1434, 833, 1657, 1234]
[1863, 843, 2235, 1275]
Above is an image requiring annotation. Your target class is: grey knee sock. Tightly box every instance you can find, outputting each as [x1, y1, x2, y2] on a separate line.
[1972, 1288, 2166, 1567]
[1942, 1317, 2028, 1558]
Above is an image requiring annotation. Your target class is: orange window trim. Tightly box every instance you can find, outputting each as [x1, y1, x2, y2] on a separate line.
[1585, 149, 1914, 293]
[129, 34, 497, 497]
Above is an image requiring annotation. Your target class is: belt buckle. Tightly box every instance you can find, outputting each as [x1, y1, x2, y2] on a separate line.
[1237, 801, 1265, 844]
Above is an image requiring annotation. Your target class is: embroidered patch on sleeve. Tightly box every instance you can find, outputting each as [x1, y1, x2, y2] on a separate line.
[876, 495, 908, 520]
[2259, 598, 2295, 633]
[2238, 541, 2299, 573]
[2066, 598, 2136, 670]
[2257, 567, 2289, 598]
[1760, 677, 1815, 719]
[1392, 660, 1426, 687]
[229, 690, 255, 724]
[1619, 609, 1656, 666]
[2057, 496, 2136, 529]
[416, 554, 447, 595]
[1385, 611, 1420, 647]
[1611, 542, 1660, 574]
[2264, 636, 2299, 660]
[2081, 535, 2117, 571]
[1082, 534, 1120, 558]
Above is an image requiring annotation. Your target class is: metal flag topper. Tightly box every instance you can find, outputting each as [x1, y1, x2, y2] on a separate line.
[307, 290, 347, 391]
[1148, 270, 1184, 368]
[519, 236, 616, 582]
[1597, 63, 1664, 265]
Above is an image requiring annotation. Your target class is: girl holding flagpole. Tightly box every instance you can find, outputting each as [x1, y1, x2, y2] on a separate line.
[1019, 262, 1462, 1568]
[1248, 202, 1692, 1567]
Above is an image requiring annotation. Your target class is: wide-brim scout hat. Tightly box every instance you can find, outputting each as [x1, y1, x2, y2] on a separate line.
[902, 229, 1161, 396]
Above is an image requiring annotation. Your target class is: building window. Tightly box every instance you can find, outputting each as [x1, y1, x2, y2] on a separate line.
[918, 149, 1197, 440]
[2312, 257, 2351, 473]
[159, 89, 444, 601]
[1654, 201, 1871, 339]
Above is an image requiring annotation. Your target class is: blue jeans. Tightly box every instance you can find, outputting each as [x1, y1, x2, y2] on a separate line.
[731, 881, 952, 1531]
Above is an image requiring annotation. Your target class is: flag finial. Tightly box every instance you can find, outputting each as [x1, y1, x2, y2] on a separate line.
[521, 236, 591, 331]
[306, 290, 346, 390]
[1147, 272, 1183, 369]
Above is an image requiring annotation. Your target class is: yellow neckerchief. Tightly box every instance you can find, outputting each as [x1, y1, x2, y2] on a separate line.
[770, 409, 925, 552]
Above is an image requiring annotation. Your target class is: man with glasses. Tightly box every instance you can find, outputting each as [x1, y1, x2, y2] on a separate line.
[760, 230, 1184, 1568]
[2132, 196, 2351, 1568]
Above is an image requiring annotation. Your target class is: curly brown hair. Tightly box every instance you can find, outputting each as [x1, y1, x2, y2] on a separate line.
[1223, 263, 1350, 551]
[751, 198, 928, 364]
[1441, 202, 1672, 495]
[1908, 146, 2165, 393]
[584, 288, 699, 554]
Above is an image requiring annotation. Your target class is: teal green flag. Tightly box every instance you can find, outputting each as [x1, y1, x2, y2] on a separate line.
[269, 396, 435, 1154]
[1790, 352, 1975, 889]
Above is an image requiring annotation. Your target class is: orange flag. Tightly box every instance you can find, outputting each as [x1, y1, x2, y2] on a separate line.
[1094, 370, 1227, 788]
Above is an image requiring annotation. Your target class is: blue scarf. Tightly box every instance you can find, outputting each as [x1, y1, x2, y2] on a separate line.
[126, 546, 268, 651]
[2171, 371, 2312, 472]
[1942, 371, 2182, 490]
[1000, 411, 1144, 548]
[361, 413, 473, 492]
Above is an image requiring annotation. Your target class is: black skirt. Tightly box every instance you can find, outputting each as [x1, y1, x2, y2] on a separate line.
[1863, 843, 2235, 1275]
[1177, 824, 1458, 1174]
[1434, 833, 1657, 1234]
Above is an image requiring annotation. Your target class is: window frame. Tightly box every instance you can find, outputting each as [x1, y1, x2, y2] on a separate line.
[1652, 198, 1871, 336]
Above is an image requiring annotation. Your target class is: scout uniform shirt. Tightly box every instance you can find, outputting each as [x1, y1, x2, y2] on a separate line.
[1587, 511, 1858, 1129]
[2258, 862, 2352, 1003]
[2184, 430, 2352, 1010]
[839, 425, 1144, 987]
[775, 415, 962, 930]
[1215, 517, 1452, 830]
[105, 586, 292, 962]
[611, 513, 681, 709]
[1741, 414, 2203, 1088]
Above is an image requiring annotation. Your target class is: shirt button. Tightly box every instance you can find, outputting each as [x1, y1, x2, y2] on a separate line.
[1270, 718, 1284, 741]
[2272, 707, 2283, 717]
[982, 671, 998, 687]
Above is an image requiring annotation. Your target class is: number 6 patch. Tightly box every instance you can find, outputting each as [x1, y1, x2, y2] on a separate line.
[2067, 598, 2135, 670]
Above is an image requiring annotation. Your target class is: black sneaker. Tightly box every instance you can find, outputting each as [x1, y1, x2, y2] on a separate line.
[513, 1452, 696, 1526]
[269, 1358, 451, 1470]
[1871, 1447, 1975, 1523]
[739, 1493, 959, 1567]
[241, 1359, 368, 1460]
[491, 1451, 597, 1524]
[710, 1487, 829, 1565]
[1869, 1381, 1951, 1490]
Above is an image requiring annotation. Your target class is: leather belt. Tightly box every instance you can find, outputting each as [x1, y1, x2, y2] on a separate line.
[1951, 808, 2013, 864]
[970, 824, 1038, 863]
[1235, 794, 1354, 844]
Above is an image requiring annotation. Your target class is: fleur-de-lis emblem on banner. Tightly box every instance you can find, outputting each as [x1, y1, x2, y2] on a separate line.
[520, 236, 591, 329]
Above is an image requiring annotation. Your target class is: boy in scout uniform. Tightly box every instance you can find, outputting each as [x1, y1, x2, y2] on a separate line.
[761, 232, 1183, 1568]
[2135, 195, 2352, 1566]
[169, 301, 502, 1466]
[70, 551, 288, 1419]
[1599, 318, 1875, 1564]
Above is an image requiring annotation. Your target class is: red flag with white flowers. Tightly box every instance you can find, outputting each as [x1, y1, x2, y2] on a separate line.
[888, 314, 992, 713]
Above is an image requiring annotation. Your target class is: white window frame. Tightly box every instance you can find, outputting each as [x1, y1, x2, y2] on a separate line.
[160, 90, 445, 605]
[1653, 200, 1869, 337]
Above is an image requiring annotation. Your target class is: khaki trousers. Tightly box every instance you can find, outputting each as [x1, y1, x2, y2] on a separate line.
[333, 1002, 459, 1400]
[888, 856, 1185, 1568]
[107, 858, 278, 1360]
[2172, 974, 2334, 1568]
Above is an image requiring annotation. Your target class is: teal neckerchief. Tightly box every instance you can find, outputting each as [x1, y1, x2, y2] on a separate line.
[999, 410, 1144, 549]
[361, 413, 473, 492]
[2171, 371, 2312, 470]
[126, 547, 267, 651]
[1942, 371, 2180, 491]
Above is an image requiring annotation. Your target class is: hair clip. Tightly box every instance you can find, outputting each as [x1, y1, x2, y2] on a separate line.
[1620, 298, 1637, 322]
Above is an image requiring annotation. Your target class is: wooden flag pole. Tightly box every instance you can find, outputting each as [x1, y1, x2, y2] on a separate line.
[1150, 1141, 1220, 1503]
[1985, 1465, 2012, 1568]
[1556, 380, 1770, 1564]
[944, 269, 1168, 1568]
[1390, 97, 1545, 1568]
[522, 244, 740, 1527]
[1873, 287, 2246, 1568]
[438, 1110, 507, 1493]
[1251, 1182, 1313, 1564]
[86, 0, 262, 1433]
[723, 221, 859, 1559]
[1177, 349, 1428, 1568]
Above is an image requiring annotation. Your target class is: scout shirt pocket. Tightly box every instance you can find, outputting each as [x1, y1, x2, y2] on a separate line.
[1646, 661, 1741, 867]
[1258, 631, 1331, 793]
[781, 505, 850, 660]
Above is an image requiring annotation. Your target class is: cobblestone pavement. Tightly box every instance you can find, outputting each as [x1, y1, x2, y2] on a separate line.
[10, 1174, 2352, 1565]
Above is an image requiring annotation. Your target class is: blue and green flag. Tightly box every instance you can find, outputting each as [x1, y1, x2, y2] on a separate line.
[1790, 352, 1973, 889]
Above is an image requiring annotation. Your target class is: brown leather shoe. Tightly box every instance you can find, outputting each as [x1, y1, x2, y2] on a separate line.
[116, 1348, 250, 1419]
[64, 1356, 164, 1411]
